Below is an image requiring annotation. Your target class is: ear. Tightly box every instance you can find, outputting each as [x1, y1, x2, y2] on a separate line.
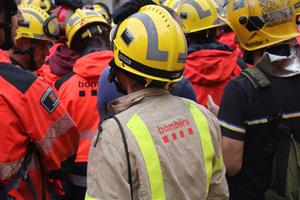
[15, 38, 22, 47]
[16, 38, 30, 48]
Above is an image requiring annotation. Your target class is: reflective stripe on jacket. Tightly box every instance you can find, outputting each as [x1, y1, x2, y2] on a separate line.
[87, 88, 229, 200]
[0, 63, 80, 200]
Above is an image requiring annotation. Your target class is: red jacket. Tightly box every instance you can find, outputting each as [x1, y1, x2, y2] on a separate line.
[0, 49, 11, 63]
[218, 32, 243, 57]
[185, 43, 242, 106]
[55, 50, 113, 163]
[35, 63, 60, 88]
[0, 63, 80, 200]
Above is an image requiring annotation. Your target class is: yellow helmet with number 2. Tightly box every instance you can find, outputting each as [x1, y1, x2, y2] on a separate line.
[224, 0, 300, 51]
[176, 0, 225, 33]
[112, 5, 187, 83]
[17, 4, 53, 41]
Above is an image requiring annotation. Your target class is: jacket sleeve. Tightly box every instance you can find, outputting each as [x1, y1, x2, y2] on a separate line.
[87, 119, 132, 200]
[205, 108, 229, 199]
[16, 77, 80, 174]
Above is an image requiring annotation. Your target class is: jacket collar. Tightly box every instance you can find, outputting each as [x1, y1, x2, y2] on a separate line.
[109, 88, 169, 114]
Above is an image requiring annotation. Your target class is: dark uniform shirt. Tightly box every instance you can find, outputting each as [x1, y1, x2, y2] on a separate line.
[218, 65, 300, 200]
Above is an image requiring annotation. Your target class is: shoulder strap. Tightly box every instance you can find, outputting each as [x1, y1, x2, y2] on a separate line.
[241, 67, 271, 89]
[94, 116, 133, 200]
[242, 67, 291, 195]
[237, 57, 248, 70]
[111, 116, 133, 200]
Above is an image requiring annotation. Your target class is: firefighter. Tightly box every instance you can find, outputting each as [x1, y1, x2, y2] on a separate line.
[36, 5, 79, 87]
[7, 4, 53, 71]
[219, 0, 300, 199]
[96, 0, 197, 120]
[54, 9, 113, 200]
[0, 0, 80, 199]
[176, 0, 248, 106]
[86, 4, 228, 200]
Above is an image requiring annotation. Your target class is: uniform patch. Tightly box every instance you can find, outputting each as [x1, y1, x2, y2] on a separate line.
[40, 87, 60, 113]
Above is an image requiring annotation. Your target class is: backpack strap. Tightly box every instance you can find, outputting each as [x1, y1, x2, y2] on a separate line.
[242, 66, 292, 196]
[241, 67, 271, 89]
[94, 116, 133, 200]
[237, 57, 248, 70]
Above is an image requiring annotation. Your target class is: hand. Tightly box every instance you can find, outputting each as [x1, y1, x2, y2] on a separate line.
[206, 95, 219, 116]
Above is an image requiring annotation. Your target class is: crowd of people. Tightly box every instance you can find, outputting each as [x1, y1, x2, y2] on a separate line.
[0, 0, 300, 200]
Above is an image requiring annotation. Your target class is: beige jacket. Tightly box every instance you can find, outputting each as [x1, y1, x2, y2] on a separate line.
[87, 88, 228, 200]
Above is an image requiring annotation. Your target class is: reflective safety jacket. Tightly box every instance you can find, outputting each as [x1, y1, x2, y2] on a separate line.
[0, 63, 80, 200]
[55, 50, 113, 163]
[185, 43, 243, 106]
[0, 49, 11, 63]
[87, 88, 229, 200]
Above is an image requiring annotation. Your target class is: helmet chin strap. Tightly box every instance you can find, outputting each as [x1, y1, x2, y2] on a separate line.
[108, 65, 128, 95]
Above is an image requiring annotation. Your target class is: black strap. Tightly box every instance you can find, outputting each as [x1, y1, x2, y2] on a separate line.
[241, 67, 271, 89]
[35, 148, 46, 200]
[237, 57, 248, 70]
[273, 124, 291, 196]
[115, 51, 184, 80]
[94, 115, 133, 199]
[0, 143, 38, 200]
[241, 65, 291, 196]
[111, 116, 133, 200]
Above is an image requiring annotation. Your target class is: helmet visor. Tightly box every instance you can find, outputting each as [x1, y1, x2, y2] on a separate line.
[43, 15, 60, 38]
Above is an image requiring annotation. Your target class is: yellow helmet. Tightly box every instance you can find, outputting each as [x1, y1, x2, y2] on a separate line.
[294, 0, 300, 16]
[224, 0, 300, 51]
[17, 4, 53, 41]
[112, 5, 187, 83]
[65, 9, 111, 48]
[163, 0, 181, 11]
[19, 0, 55, 13]
[176, 0, 225, 34]
[92, 3, 112, 23]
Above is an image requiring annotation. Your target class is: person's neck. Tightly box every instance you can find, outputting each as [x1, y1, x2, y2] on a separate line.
[125, 83, 145, 94]
[252, 49, 263, 66]
[8, 50, 30, 70]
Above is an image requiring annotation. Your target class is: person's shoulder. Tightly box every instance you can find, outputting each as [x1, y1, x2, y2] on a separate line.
[225, 72, 254, 94]
[54, 72, 76, 91]
[0, 63, 37, 94]
[179, 97, 216, 120]
[97, 116, 126, 148]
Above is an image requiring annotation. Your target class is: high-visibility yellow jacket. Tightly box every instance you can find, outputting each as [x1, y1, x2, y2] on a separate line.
[87, 88, 229, 200]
